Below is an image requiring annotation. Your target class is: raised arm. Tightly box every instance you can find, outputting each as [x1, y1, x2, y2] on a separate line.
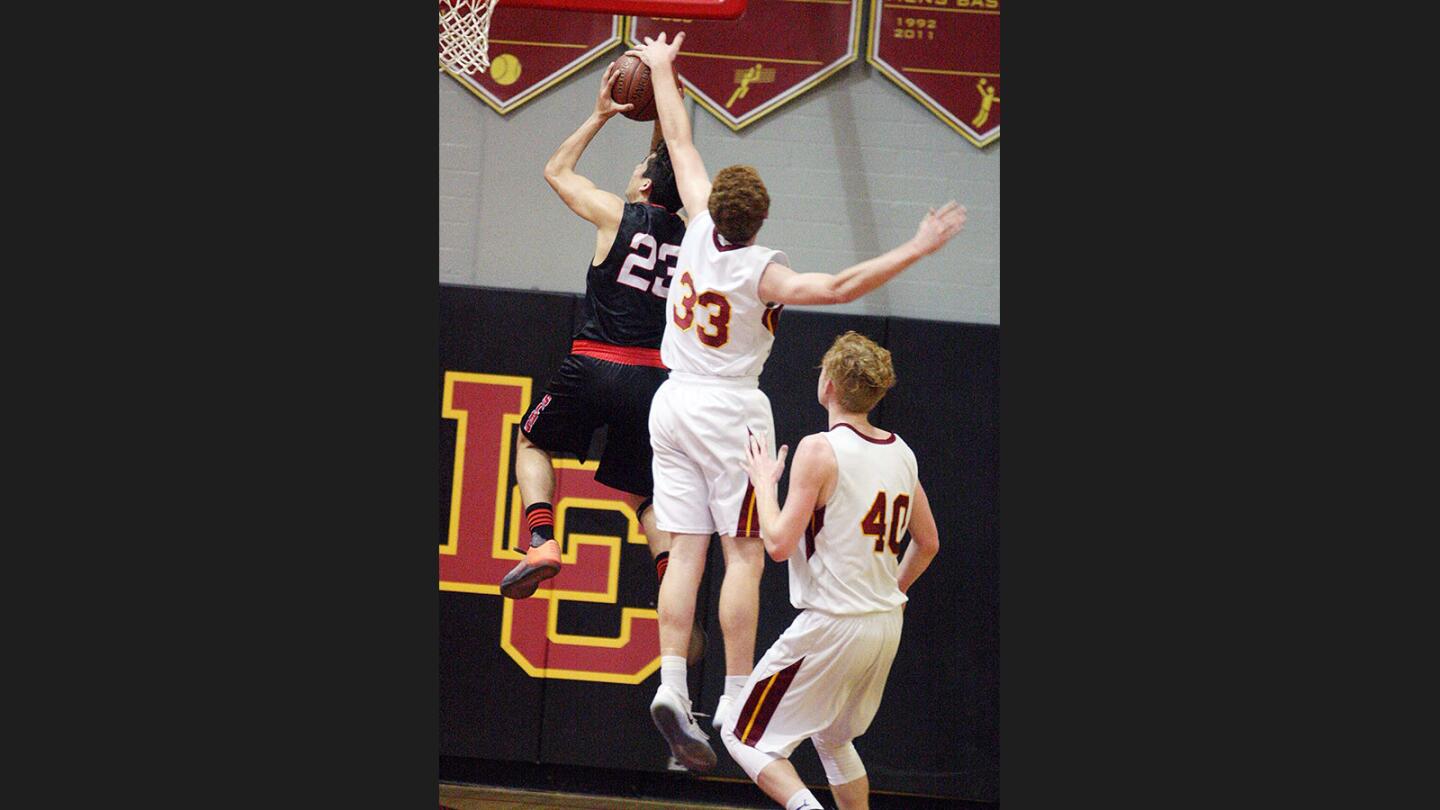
[757, 201, 969, 306]
[542, 61, 634, 230]
[628, 32, 712, 217]
[740, 431, 837, 562]
[896, 482, 939, 595]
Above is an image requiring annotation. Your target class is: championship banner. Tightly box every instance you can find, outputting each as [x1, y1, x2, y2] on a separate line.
[627, 0, 863, 131]
[441, 3, 623, 115]
[867, 0, 1000, 147]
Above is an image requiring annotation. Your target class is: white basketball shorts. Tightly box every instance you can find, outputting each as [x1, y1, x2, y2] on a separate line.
[648, 371, 775, 537]
[723, 608, 903, 760]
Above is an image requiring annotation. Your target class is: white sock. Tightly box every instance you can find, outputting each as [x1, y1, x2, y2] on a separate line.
[725, 675, 748, 700]
[660, 656, 689, 703]
[784, 788, 822, 810]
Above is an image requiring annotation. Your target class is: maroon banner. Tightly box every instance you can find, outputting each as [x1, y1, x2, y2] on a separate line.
[867, 0, 1000, 146]
[442, 5, 623, 115]
[627, 0, 862, 131]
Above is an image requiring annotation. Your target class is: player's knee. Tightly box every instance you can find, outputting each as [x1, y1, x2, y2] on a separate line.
[719, 720, 739, 751]
[721, 725, 777, 782]
[617, 492, 652, 523]
[721, 541, 766, 578]
[814, 738, 865, 785]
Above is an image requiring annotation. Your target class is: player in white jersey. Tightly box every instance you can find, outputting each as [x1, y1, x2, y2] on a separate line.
[626, 32, 965, 776]
[730, 331, 940, 810]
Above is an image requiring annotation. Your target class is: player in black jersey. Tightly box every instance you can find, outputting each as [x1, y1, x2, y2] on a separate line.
[500, 63, 694, 643]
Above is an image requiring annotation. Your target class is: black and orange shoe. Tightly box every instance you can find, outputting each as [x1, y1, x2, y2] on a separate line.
[499, 535, 561, 599]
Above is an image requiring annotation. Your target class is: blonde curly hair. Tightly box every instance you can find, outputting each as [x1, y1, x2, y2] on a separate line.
[820, 331, 897, 413]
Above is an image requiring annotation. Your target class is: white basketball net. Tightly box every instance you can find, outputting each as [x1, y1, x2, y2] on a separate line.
[439, 0, 498, 75]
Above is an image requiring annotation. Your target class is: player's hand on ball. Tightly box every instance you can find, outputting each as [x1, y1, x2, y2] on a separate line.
[912, 200, 967, 255]
[627, 30, 685, 70]
[742, 431, 788, 487]
[595, 60, 636, 119]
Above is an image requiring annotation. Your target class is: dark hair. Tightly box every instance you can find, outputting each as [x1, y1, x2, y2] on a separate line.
[709, 165, 769, 244]
[642, 141, 682, 214]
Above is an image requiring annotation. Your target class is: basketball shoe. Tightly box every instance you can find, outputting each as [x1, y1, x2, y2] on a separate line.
[499, 534, 561, 599]
[650, 684, 717, 772]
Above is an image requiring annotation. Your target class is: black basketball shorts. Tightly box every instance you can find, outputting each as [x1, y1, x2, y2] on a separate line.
[520, 354, 668, 498]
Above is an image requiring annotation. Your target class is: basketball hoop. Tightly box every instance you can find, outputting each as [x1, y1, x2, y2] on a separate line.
[439, 0, 499, 76]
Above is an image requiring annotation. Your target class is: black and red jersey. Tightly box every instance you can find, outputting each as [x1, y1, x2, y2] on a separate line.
[573, 202, 687, 349]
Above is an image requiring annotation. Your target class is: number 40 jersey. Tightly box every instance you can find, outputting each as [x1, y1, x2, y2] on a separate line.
[660, 209, 788, 379]
[790, 424, 919, 616]
[574, 202, 688, 349]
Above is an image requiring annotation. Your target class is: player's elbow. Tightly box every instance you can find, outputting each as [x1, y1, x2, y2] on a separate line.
[826, 277, 861, 305]
[907, 526, 939, 556]
[666, 132, 697, 154]
[542, 160, 572, 187]
[764, 535, 795, 562]
[788, 279, 846, 307]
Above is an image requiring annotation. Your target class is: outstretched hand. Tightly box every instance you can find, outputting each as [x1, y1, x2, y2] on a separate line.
[595, 60, 636, 119]
[911, 200, 968, 255]
[626, 30, 686, 71]
[741, 430, 789, 487]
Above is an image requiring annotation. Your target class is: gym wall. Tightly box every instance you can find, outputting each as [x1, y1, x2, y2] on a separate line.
[440, 52, 1000, 326]
[439, 284, 999, 802]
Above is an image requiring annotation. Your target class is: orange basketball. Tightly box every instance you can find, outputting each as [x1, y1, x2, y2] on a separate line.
[611, 55, 657, 121]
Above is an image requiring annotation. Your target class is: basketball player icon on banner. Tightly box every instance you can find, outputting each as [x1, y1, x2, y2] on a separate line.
[972, 78, 999, 128]
[726, 63, 766, 109]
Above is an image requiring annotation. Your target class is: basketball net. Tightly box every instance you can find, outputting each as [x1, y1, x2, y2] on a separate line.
[439, 0, 498, 75]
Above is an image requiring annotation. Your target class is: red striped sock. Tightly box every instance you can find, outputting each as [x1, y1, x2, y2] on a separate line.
[525, 502, 554, 547]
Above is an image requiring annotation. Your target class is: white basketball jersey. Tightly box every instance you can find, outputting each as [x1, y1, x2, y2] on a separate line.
[788, 424, 919, 615]
[661, 209, 788, 378]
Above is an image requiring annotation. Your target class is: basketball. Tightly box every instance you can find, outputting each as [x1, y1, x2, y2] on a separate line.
[611, 55, 657, 121]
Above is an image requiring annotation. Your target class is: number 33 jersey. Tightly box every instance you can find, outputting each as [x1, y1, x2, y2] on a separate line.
[660, 209, 788, 378]
[575, 202, 688, 349]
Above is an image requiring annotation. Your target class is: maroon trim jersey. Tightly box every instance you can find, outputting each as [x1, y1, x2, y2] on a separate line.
[660, 209, 788, 378]
[788, 424, 918, 615]
[573, 202, 687, 349]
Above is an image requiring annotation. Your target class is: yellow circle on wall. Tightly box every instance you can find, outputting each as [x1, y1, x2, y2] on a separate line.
[490, 53, 521, 86]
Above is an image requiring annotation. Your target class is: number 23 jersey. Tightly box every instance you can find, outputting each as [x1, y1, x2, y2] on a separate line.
[574, 202, 688, 349]
[660, 209, 788, 378]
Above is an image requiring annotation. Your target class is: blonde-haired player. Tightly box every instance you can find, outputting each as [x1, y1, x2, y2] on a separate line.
[626, 32, 965, 774]
[730, 331, 940, 810]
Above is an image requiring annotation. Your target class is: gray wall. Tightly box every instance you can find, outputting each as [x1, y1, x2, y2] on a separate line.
[440, 55, 999, 325]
